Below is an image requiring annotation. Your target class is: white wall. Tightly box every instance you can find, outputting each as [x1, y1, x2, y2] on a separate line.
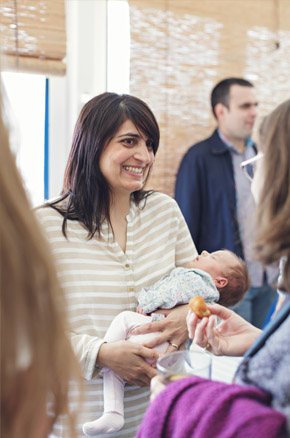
[49, 0, 108, 197]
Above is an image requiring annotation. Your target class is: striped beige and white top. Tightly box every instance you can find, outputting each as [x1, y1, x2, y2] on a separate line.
[36, 192, 197, 438]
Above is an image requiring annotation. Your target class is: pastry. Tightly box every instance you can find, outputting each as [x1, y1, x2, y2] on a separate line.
[189, 296, 211, 318]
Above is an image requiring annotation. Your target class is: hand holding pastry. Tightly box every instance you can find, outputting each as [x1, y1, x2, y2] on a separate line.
[187, 302, 261, 356]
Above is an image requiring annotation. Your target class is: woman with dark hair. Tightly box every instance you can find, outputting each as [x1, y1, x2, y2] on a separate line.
[137, 100, 290, 438]
[36, 92, 197, 437]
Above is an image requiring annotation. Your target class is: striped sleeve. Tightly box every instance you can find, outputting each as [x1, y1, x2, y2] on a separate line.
[35, 208, 105, 379]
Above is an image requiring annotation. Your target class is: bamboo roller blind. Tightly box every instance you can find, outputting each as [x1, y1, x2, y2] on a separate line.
[0, 0, 66, 75]
[129, 0, 290, 196]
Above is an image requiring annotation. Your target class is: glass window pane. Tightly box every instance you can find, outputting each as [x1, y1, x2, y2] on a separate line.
[2, 72, 46, 206]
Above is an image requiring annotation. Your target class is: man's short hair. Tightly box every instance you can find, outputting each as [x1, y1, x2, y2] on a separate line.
[211, 77, 254, 118]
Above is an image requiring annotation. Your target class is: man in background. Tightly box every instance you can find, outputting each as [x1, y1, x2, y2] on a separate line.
[175, 77, 278, 328]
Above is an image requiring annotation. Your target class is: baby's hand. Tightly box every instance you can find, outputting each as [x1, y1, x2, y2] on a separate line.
[137, 305, 146, 315]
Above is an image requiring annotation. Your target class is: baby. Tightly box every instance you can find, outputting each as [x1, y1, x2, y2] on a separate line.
[83, 250, 248, 436]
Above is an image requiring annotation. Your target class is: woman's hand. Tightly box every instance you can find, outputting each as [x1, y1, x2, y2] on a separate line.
[130, 305, 189, 353]
[97, 340, 158, 386]
[187, 304, 261, 356]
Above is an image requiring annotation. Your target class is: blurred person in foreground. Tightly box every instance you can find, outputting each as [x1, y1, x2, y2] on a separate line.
[0, 87, 81, 438]
[137, 99, 290, 438]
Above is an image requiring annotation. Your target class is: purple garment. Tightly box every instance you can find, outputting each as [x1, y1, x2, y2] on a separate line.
[137, 376, 287, 438]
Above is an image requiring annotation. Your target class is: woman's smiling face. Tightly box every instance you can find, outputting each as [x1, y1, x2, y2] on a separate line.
[99, 119, 155, 197]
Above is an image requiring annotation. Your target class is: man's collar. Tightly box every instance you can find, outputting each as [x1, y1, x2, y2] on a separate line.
[217, 129, 254, 150]
[217, 129, 254, 152]
[209, 129, 231, 155]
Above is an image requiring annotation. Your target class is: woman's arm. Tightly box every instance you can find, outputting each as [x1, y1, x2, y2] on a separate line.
[71, 332, 157, 385]
[97, 341, 158, 386]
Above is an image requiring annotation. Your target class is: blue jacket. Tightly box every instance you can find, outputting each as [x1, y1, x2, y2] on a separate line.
[175, 129, 246, 258]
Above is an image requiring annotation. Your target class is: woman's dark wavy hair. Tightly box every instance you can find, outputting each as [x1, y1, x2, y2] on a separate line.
[48, 92, 160, 238]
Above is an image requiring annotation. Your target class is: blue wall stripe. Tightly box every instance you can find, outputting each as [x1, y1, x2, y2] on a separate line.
[44, 78, 49, 200]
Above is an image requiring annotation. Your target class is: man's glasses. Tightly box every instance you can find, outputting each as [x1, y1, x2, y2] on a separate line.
[241, 152, 264, 181]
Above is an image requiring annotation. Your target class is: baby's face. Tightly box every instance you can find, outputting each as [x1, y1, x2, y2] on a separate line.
[190, 250, 233, 278]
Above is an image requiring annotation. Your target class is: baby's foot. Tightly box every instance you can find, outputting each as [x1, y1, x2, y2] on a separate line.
[82, 412, 124, 436]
